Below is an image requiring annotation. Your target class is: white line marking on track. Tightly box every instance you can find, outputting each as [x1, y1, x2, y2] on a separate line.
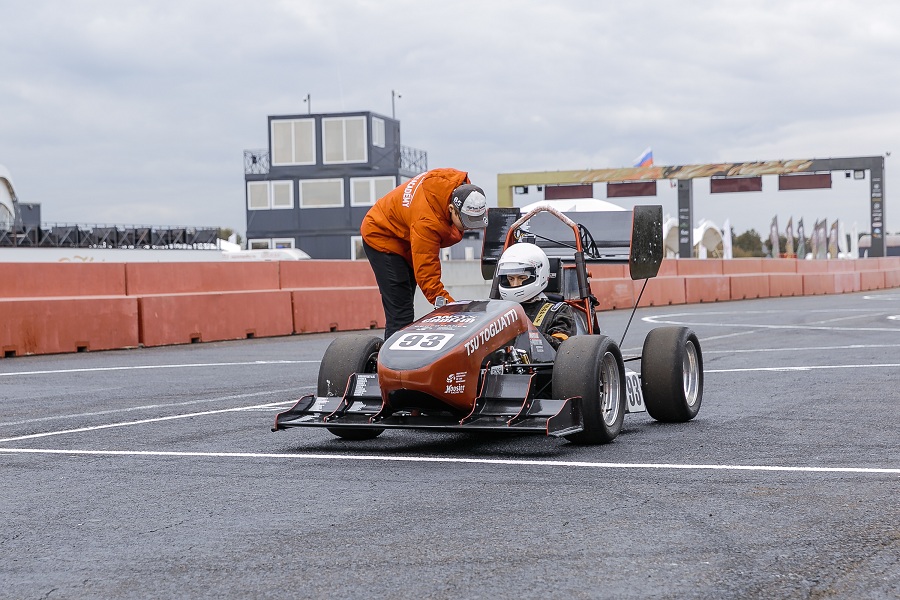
[691, 330, 765, 343]
[808, 313, 880, 325]
[644, 318, 900, 333]
[707, 363, 900, 373]
[0, 400, 297, 443]
[702, 343, 900, 355]
[0, 447, 897, 475]
[0, 388, 307, 428]
[642, 309, 900, 332]
[0, 360, 320, 378]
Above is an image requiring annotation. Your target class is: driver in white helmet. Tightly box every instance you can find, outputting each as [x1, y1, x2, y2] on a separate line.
[496, 242, 576, 350]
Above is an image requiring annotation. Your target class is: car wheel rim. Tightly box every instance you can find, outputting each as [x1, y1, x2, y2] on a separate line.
[683, 340, 700, 407]
[600, 351, 621, 426]
[365, 350, 379, 373]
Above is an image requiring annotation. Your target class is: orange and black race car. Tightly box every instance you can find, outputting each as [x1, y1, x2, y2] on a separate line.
[273, 204, 703, 444]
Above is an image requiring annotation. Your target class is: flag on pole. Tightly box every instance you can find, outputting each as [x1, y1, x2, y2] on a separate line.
[796, 218, 807, 258]
[828, 220, 839, 258]
[837, 221, 848, 256]
[812, 219, 828, 259]
[633, 147, 653, 168]
[722, 218, 733, 259]
[785, 217, 794, 257]
[769, 216, 780, 257]
[818, 220, 828, 259]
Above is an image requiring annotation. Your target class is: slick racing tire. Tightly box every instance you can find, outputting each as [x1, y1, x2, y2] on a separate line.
[317, 334, 385, 440]
[553, 335, 626, 445]
[640, 326, 703, 423]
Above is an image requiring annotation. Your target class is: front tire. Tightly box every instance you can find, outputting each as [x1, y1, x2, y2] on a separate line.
[317, 334, 385, 440]
[641, 327, 703, 422]
[553, 335, 626, 444]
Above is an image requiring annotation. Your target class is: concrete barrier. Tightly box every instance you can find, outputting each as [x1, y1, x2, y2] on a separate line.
[2, 257, 899, 358]
[280, 261, 377, 289]
[126, 262, 281, 295]
[292, 288, 383, 333]
[723, 259, 764, 274]
[802, 273, 836, 295]
[138, 291, 293, 347]
[684, 275, 731, 303]
[0, 263, 127, 297]
[677, 260, 724, 276]
[591, 278, 635, 310]
[729, 274, 770, 300]
[768, 273, 804, 297]
[633, 277, 687, 307]
[859, 270, 885, 291]
[0, 296, 139, 357]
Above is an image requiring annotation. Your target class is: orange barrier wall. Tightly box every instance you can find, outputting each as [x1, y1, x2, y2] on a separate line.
[125, 262, 281, 295]
[0, 263, 127, 297]
[280, 261, 377, 289]
[768, 273, 804, 297]
[1, 258, 899, 358]
[634, 277, 687, 308]
[291, 288, 384, 333]
[1, 296, 139, 357]
[139, 291, 294, 347]
[729, 274, 770, 300]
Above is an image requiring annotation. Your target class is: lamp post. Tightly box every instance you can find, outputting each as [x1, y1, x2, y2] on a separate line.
[392, 90, 401, 119]
[303, 94, 311, 115]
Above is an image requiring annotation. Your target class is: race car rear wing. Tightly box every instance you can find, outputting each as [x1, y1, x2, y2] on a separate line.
[480, 204, 664, 282]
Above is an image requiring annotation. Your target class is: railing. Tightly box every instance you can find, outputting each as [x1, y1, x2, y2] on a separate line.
[0, 223, 221, 249]
[244, 149, 270, 175]
[243, 146, 428, 175]
[400, 145, 428, 174]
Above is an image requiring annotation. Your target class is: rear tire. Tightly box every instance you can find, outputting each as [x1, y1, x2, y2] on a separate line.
[553, 335, 626, 444]
[641, 327, 703, 422]
[317, 335, 385, 440]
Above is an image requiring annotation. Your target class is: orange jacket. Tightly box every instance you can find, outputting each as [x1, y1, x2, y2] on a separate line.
[361, 168, 469, 303]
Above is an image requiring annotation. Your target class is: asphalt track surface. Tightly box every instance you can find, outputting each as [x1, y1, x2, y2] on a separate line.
[1, 290, 899, 599]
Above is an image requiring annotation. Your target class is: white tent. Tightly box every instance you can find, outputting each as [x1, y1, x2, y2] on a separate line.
[662, 215, 724, 258]
[663, 215, 679, 257]
[694, 219, 724, 258]
[0, 164, 17, 230]
[722, 218, 733, 259]
[520, 198, 626, 213]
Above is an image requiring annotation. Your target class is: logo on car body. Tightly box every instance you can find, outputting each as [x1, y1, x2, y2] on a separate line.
[463, 308, 519, 356]
[444, 371, 467, 394]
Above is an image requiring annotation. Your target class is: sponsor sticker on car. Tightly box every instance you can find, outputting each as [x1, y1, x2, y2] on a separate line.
[388, 332, 454, 351]
[624, 368, 646, 413]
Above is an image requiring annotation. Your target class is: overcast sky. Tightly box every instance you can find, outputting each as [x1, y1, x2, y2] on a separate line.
[2, 0, 899, 239]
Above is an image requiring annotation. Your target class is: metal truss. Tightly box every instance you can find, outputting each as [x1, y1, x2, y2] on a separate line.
[0, 224, 220, 249]
[400, 145, 428, 174]
[244, 149, 270, 175]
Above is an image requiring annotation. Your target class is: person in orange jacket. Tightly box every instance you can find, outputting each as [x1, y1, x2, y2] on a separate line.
[361, 168, 488, 339]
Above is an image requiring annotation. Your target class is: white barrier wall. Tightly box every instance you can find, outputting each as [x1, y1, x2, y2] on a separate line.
[414, 260, 493, 318]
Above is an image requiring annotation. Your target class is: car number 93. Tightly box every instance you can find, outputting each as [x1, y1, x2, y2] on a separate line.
[389, 332, 455, 351]
[624, 369, 646, 413]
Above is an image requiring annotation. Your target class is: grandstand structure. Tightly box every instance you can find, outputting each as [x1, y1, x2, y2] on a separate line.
[0, 164, 219, 251]
[498, 155, 888, 257]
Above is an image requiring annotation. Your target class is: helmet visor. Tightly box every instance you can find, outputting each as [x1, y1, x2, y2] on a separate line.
[497, 262, 537, 288]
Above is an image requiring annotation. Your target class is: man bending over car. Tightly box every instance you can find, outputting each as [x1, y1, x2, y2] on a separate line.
[495, 242, 576, 350]
[361, 168, 488, 339]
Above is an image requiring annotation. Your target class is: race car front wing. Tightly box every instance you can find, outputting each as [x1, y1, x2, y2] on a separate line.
[273, 373, 584, 437]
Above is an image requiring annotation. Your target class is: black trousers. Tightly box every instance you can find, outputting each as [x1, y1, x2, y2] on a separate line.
[363, 240, 416, 340]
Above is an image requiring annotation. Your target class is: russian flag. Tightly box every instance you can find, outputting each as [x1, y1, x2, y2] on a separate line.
[633, 147, 653, 168]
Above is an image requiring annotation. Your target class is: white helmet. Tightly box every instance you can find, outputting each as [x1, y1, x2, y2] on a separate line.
[497, 242, 549, 302]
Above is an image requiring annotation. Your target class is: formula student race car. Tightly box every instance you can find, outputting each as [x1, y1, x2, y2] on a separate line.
[273, 204, 703, 444]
